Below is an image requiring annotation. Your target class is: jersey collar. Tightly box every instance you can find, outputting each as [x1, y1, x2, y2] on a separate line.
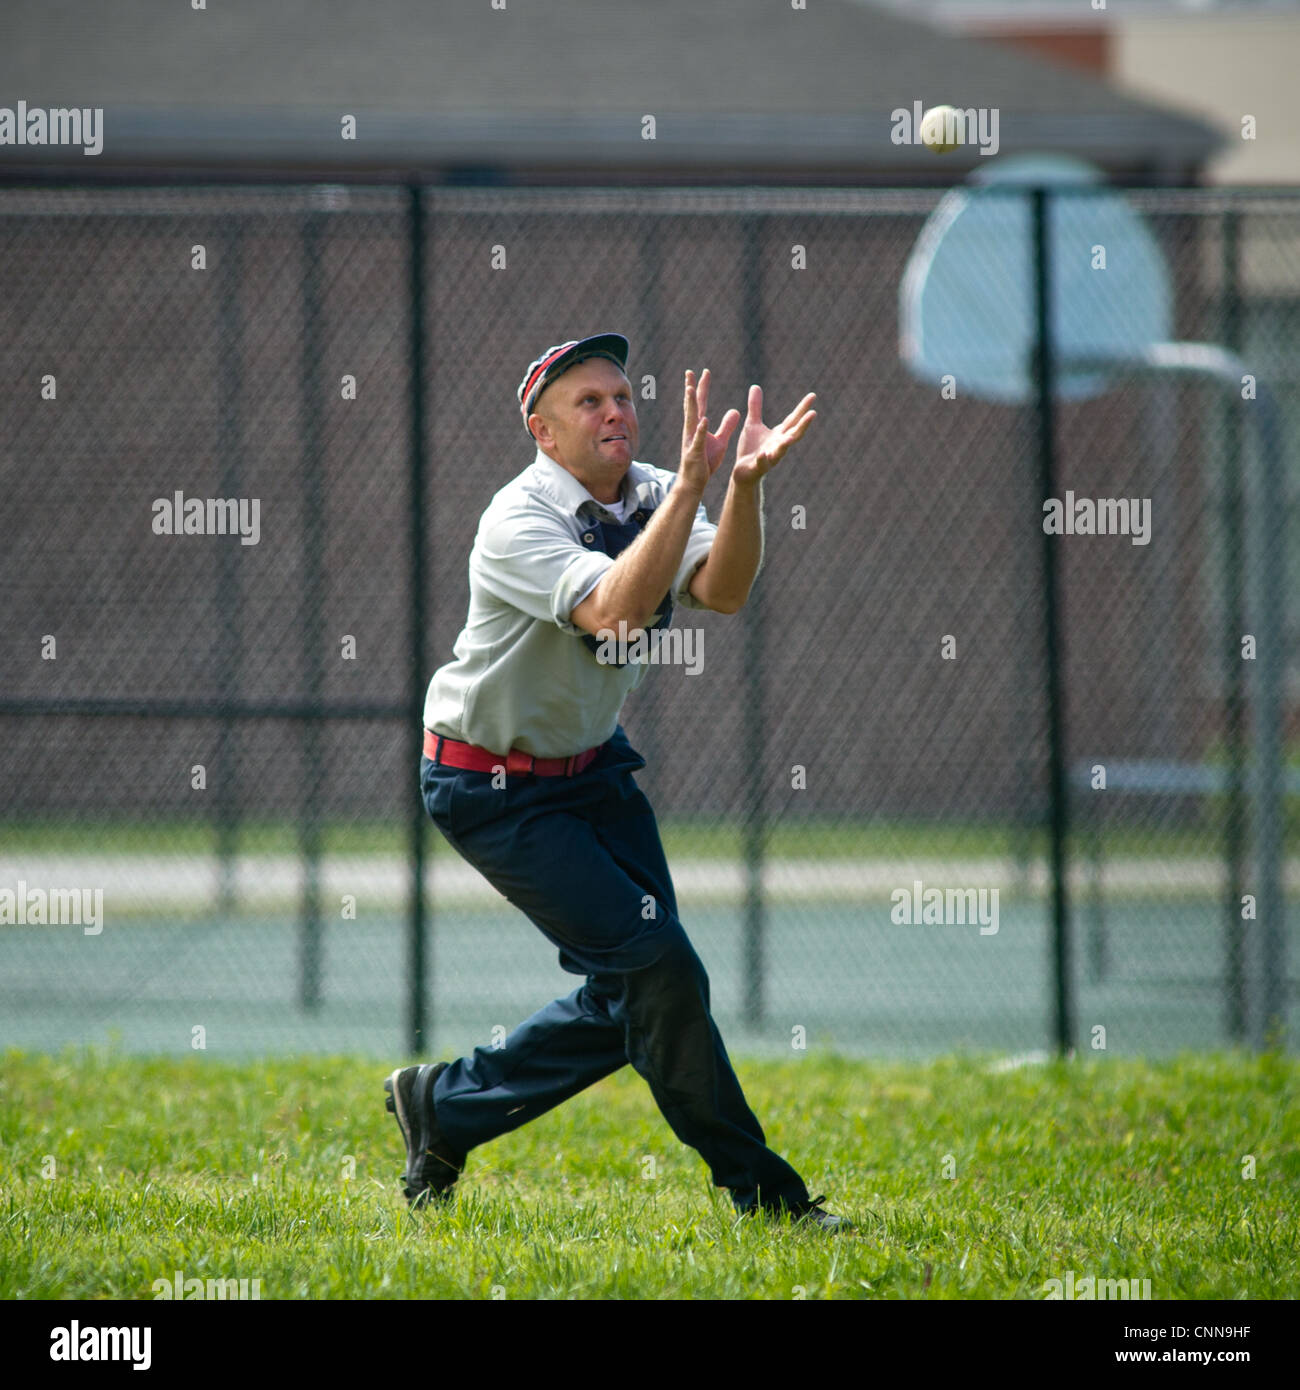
[529, 449, 660, 521]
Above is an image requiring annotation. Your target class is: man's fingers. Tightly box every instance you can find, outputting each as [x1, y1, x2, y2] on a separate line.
[787, 407, 817, 441]
[713, 415, 740, 464]
[690, 378, 815, 474]
[781, 392, 817, 429]
[715, 408, 741, 448]
[748, 410, 816, 473]
[769, 411, 816, 460]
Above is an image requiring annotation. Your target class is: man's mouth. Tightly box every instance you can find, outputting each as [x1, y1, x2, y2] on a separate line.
[602, 434, 627, 443]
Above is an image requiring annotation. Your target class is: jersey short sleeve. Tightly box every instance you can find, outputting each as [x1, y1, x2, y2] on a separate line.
[670, 497, 719, 610]
[471, 501, 613, 635]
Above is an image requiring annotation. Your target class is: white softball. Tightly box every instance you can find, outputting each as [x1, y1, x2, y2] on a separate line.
[919, 105, 962, 154]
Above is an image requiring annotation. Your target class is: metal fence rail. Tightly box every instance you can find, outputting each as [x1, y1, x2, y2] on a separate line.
[1, 184, 1296, 1059]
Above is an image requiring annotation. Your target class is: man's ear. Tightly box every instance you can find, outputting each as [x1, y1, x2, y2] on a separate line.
[528, 412, 551, 448]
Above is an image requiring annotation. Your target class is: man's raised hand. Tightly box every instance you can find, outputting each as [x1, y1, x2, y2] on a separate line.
[731, 385, 817, 485]
[679, 368, 740, 496]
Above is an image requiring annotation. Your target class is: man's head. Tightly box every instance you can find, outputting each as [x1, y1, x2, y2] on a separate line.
[519, 337, 638, 503]
[518, 335, 630, 431]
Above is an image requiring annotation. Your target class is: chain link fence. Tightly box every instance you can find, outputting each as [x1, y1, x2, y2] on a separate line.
[1, 184, 1295, 1060]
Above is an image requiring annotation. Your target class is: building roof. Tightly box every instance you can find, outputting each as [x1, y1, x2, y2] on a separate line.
[0, 0, 1224, 181]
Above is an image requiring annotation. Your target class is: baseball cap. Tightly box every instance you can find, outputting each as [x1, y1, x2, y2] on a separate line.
[517, 333, 630, 436]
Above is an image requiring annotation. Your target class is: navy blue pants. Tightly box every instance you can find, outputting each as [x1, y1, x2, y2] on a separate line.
[419, 725, 810, 1215]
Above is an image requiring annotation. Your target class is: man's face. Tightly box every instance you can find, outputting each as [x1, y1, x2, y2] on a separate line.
[529, 356, 638, 499]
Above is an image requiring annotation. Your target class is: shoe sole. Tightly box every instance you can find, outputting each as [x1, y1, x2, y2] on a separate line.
[385, 1066, 428, 1204]
[385, 1064, 454, 1206]
[384, 1067, 413, 1153]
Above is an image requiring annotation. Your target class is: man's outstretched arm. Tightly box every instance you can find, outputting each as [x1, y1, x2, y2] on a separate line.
[572, 368, 738, 635]
[689, 384, 816, 614]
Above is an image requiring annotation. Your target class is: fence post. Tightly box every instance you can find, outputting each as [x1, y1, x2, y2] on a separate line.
[1219, 209, 1248, 1042]
[634, 212, 664, 778]
[1245, 377, 1288, 1051]
[741, 212, 767, 1032]
[1032, 187, 1073, 1058]
[407, 184, 430, 1057]
[299, 208, 326, 1011]
[215, 217, 244, 919]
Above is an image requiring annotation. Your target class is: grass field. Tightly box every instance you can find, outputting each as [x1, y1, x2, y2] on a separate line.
[1, 813, 1276, 862]
[2, 1048, 1296, 1300]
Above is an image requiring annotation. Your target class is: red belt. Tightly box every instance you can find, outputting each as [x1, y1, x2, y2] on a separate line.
[423, 729, 603, 777]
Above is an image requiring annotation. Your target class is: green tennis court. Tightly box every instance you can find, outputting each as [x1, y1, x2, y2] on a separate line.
[6, 869, 1294, 1059]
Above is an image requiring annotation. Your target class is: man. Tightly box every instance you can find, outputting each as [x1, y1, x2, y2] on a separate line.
[385, 333, 851, 1232]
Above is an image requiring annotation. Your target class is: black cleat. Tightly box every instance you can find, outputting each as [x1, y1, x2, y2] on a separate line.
[789, 1194, 856, 1233]
[384, 1063, 465, 1207]
[745, 1193, 856, 1233]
